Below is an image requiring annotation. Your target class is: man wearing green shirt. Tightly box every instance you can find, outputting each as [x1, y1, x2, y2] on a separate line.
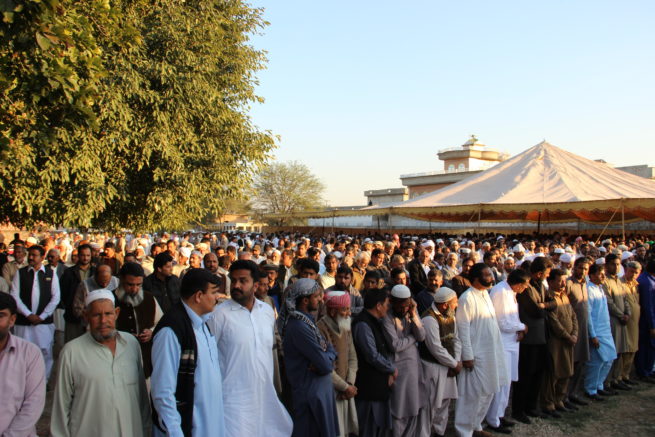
[51, 289, 151, 437]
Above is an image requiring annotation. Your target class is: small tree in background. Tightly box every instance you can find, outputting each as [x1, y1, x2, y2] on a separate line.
[250, 161, 325, 226]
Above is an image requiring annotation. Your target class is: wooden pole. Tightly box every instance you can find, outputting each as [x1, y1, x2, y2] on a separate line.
[331, 212, 335, 235]
[621, 201, 625, 242]
[477, 205, 482, 234]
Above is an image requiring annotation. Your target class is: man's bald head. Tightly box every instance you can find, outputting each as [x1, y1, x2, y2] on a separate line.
[95, 264, 113, 287]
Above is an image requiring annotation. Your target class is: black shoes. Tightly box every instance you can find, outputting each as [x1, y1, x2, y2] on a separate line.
[556, 404, 574, 413]
[623, 379, 639, 386]
[598, 388, 617, 396]
[611, 381, 631, 391]
[486, 424, 512, 434]
[499, 418, 516, 428]
[526, 410, 549, 419]
[511, 413, 532, 425]
[584, 392, 605, 401]
[563, 401, 579, 411]
[569, 396, 589, 406]
[543, 409, 562, 419]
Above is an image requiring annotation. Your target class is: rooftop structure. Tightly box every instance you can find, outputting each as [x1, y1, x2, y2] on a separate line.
[401, 136, 509, 197]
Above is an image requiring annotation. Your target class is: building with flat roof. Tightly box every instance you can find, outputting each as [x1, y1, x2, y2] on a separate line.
[401, 135, 509, 197]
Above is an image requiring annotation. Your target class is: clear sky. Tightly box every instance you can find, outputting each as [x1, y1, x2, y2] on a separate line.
[248, 0, 655, 206]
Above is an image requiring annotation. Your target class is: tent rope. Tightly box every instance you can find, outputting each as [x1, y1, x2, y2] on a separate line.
[594, 203, 620, 246]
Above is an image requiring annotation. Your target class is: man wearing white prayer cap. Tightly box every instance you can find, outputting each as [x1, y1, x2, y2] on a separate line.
[559, 253, 574, 277]
[419, 286, 461, 436]
[51, 288, 152, 437]
[512, 244, 526, 263]
[382, 284, 426, 436]
[173, 246, 192, 277]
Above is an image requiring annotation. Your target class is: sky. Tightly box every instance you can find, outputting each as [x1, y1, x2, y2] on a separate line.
[248, 0, 655, 206]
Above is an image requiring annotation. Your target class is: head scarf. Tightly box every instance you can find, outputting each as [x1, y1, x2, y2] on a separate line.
[325, 290, 350, 309]
[279, 279, 327, 350]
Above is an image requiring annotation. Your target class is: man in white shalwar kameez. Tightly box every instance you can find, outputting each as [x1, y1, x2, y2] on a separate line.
[208, 260, 293, 437]
[419, 287, 462, 437]
[10, 245, 60, 380]
[455, 264, 508, 437]
[485, 270, 530, 432]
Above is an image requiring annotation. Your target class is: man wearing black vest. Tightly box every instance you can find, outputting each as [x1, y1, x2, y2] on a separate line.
[352, 288, 397, 437]
[114, 262, 163, 378]
[150, 268, 225, 437]
[10, 245, 60, 379]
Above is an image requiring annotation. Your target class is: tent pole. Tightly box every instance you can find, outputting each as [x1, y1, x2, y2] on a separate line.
[477, 206, 481, 235]
[331, 212, 335, 235]
[537, 211, 542, 235]
[621, 201, 625, 242]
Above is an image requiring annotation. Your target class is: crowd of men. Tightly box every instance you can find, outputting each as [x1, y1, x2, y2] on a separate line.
[1, 229, 655, 437]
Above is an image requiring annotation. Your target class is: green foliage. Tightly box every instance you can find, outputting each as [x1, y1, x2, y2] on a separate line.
[0, 0, 274, 231]
[250, 161, 325, 226]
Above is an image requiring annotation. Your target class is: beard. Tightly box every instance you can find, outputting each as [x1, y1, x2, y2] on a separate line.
[336, 315, 351, 332]
[91, 328, 117, 343]
[480, 279, 493, 288]
[116, 287, 144, 306]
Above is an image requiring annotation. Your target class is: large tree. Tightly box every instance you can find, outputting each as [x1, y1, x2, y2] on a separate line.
[250, 161, 325, 226]
[0, 0, 274, 231]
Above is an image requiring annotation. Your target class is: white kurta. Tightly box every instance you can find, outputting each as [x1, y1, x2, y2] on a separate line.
[487, 280, 524, 427]
[455, 287, 508, 437]
[208, 299, 292, 437]
[489, 281, 525, 381]
[11, 265, 60, 379]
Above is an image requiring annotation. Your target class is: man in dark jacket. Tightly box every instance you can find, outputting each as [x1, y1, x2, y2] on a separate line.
[406, 249, 436, 295]
[58, 244, 95, 342]
[512, 257, 556, 423]
[143, 252, 180, 313]
[352, 288, 397, 437]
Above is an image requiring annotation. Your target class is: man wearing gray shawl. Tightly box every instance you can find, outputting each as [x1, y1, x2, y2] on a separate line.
[282, 278, 339, 437]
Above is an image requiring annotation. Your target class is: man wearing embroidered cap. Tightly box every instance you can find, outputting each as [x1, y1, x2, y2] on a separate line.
[282, 278, 338, 437]
[419, 287, 462, 436]
[51, 289, 151, 437]
[382, 284, 426, 436]
[317, 291, 359, 437]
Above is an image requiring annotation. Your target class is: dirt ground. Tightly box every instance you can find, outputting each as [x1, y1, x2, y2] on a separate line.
[442, 382, 655, 437]
[37, 378, 655, 436]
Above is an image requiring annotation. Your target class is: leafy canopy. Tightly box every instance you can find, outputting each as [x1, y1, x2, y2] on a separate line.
[0, 0, 274, 231]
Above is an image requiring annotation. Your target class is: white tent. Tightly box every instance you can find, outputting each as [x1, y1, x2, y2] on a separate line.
[377, 141, 655, 224]
[283, 141, 655, 226]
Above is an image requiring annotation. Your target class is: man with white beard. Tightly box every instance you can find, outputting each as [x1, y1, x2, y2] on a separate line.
[558, 253, 573, 277]
[317, 291, 359, 437]
[455, 263, 508, 437]
[418, 287, 462, 437]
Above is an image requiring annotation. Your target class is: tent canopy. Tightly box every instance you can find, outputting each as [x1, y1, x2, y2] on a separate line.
[286, 142, 655, 223]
